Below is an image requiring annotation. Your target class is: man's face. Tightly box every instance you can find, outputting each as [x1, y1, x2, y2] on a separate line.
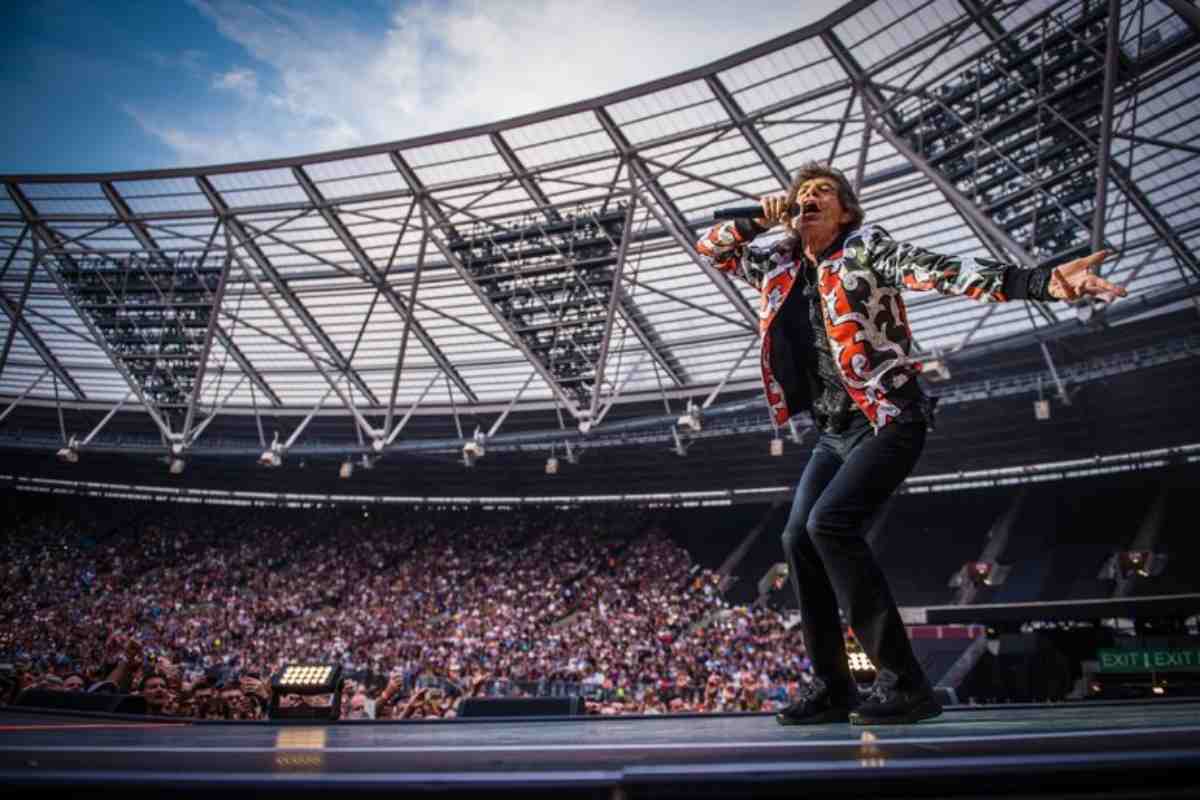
[144, 677, 169, 707]
[63, 675, 85, 691]
[792, 178, 853, 239]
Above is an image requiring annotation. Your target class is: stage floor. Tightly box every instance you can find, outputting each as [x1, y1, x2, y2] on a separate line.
[3, 700, 1200, 798]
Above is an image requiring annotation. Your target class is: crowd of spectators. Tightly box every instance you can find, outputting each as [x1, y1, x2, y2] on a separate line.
[1, 494, 813, 719]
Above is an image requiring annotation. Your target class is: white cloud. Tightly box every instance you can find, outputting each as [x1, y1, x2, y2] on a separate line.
[212, 67, 259, 100]
[128, 0, 845, 166]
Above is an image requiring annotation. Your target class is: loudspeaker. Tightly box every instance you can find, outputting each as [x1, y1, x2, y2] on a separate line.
[457, 696, 584, 718]
[16, 689, 148, 715]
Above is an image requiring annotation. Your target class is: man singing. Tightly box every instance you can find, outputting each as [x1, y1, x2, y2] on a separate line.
[696, 162, 1124, 725]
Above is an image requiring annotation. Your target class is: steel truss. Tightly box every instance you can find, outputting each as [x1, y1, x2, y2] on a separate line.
[0, 0, 1197, 465]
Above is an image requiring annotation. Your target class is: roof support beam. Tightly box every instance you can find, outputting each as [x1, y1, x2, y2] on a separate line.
[224, 227, 378, 440]
[1162, 0, 1200, 38]
[291, 166, 476, 403]
[590, 187, 638, 419]
[0, 368, 49, 426]
[0, 202, 88, 401]
[390, 151, 588, 419]
[594, 107, 759, 329]
[102, 181, 238, 442]
[704, 74, 792, 189]
[1092, 0, 1121, 253]
[491, 131, 685, 390]
[0, 245, 37, 383]
[196, 175, 380, 406]
[383, 222, 428, 440]
[0, 225, 29, 282]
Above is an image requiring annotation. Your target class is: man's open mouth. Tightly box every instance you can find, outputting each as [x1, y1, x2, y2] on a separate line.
[801, 201, 822, 219]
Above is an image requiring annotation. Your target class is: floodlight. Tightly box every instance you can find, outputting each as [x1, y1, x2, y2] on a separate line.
[338, 459, 353, 480]
[269, 662, 344, 721]
[55, 436, 81, 464]
[847, 651, 876, 674]
[770, 437, 784, 457]
[259, 449, 282, 468]
[677, 401, 702, 432]
[545, 456, 559, 475]
[1100, 550, 1168, 580]
[168, 457, 186, 475]
[948, 561, 1010, 588]
[462, 426, 486, 465]
[920, 357, 951, 382]
[1034, 399, 1051, 420]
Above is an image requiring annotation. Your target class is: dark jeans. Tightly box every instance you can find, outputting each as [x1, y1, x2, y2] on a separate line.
[781, 416, 927, 693]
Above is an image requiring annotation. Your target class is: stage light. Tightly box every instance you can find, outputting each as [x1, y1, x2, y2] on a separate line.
[545, 456, 559, 475]
[259, 449, 282, 468]
[677, 401, 702, 432]
[462, 426, 486, 466]
[847, 651, 875, 673]
[920, 357, 951, 382]
[1034, 399, 1051, 420]
[168, 457, 186, 475]
[770, 437, 784, 457]
[338, 459, 353, 479]
[270, 662, 344, 721]
[56, 443, 80, 464]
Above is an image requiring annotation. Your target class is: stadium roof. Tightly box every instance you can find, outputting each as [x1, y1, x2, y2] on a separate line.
[1, 0, 1198, 470]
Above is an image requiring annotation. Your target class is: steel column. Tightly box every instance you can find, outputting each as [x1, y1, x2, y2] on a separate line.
[1092, 0, 1122, 252]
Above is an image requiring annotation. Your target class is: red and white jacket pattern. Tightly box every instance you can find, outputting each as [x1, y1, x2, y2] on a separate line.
[697, 221, 1015, 430]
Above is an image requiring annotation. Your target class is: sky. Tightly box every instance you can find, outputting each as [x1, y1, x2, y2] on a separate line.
[0, 0, 846, 175]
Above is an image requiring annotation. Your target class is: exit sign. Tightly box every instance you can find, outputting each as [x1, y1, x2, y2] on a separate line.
[1097, 648, 1200, 673]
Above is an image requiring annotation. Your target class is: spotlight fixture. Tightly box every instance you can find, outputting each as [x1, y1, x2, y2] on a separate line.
[920, 356, 951, 382]
[677, 401, 702, 432]
[1034, 399, 1051, 421]
[338, 459, 354, 479]
[564, 441, 578, 465]
[168, 457, 186, 475]
[259, 433, 283, 468]
[545, 456, 559, 475]
[269, 662, 344, 721]
[56, 437, 80, 464]
[769, 437, 784, 457]
[358, 453, 377, 470]
[462, 426, 486, 466]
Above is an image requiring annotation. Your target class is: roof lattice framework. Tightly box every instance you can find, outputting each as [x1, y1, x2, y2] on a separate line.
[1, 0, 1198, 460]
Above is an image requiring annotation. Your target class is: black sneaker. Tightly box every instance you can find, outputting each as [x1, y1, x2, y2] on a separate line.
[849, 669, 942, 725]
[775, 676, 858, 726]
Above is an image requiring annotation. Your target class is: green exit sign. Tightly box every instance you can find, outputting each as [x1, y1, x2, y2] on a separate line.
[1097, 648, 1200, 673]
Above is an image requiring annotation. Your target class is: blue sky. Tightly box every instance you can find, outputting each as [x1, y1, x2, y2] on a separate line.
[1, 0, 843, 176]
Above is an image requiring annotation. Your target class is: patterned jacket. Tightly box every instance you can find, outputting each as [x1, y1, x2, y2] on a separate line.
[696, 220, 1052, 430]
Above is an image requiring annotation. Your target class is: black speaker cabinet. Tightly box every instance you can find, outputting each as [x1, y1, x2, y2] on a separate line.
[457, 696, 584, 718]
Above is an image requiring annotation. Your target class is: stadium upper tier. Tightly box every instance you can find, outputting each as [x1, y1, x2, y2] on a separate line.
[1, 0, 1198, 462]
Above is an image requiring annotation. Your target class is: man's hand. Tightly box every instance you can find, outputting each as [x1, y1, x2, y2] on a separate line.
[754, 195, 792, 230]
[1049, 250, 1127, 303]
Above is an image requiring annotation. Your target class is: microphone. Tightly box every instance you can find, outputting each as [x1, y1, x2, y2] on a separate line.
[712, 203, 799, 221]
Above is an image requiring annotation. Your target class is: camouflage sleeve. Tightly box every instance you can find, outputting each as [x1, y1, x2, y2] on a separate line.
[852, 225, 1014, 303]
[696, 220, 767, 290]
